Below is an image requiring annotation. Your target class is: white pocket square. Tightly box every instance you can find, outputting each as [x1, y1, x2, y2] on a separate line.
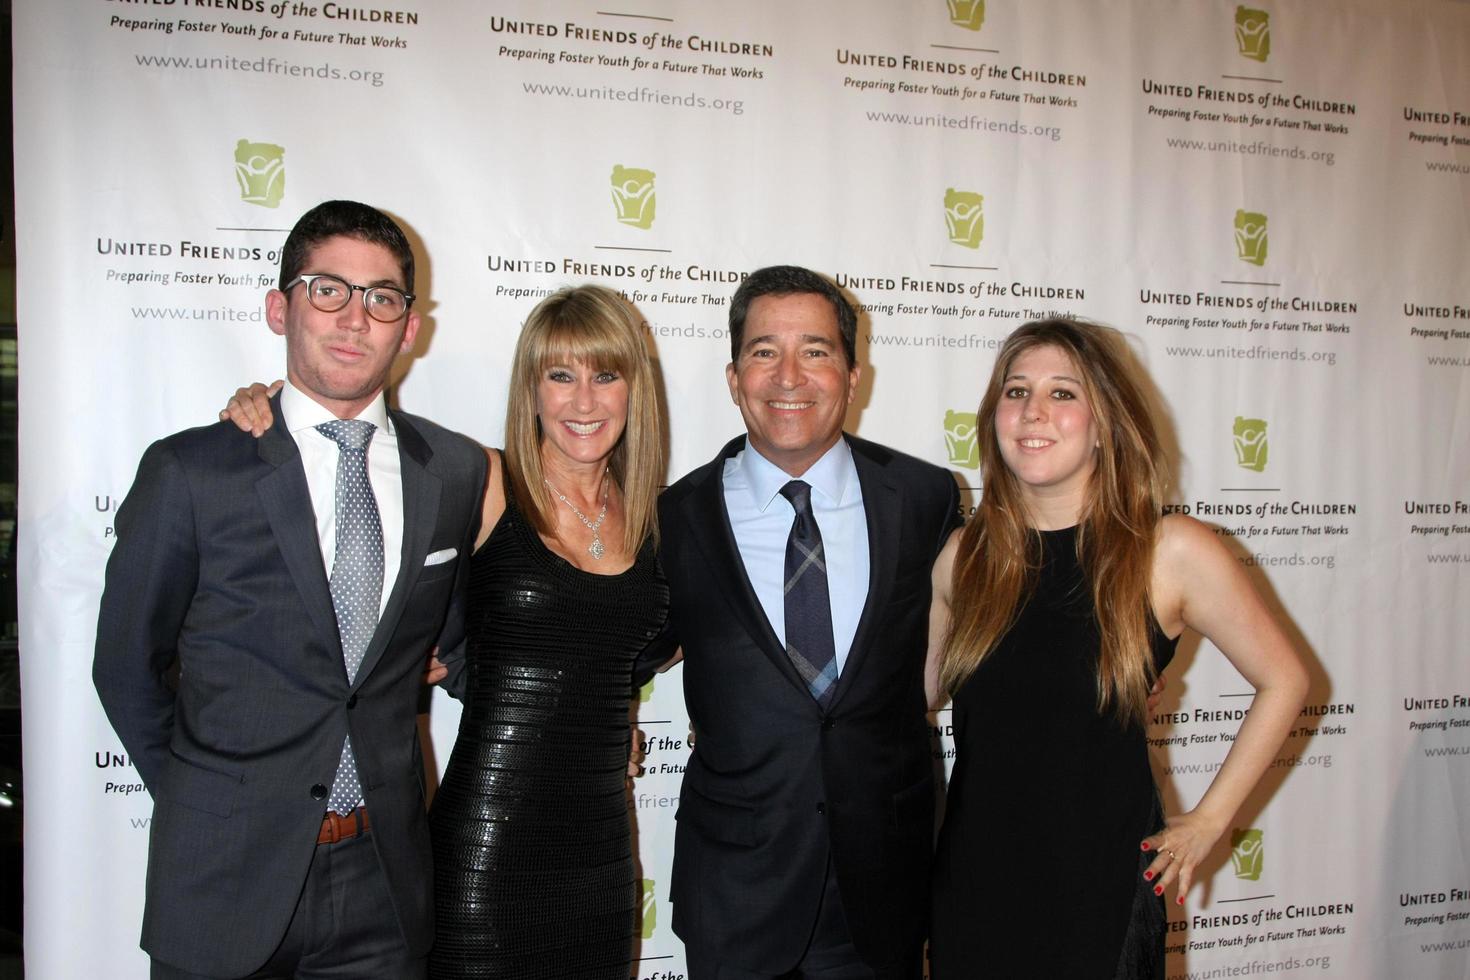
[423, 548, 458, 567]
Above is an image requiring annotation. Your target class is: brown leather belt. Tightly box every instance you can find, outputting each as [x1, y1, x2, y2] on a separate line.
[317, 806, 370, 845]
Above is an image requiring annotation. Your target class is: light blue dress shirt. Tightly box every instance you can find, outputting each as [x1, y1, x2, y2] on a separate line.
[722, 437, 871, 673]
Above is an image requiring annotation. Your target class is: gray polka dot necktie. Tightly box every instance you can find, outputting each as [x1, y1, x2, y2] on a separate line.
[779, 480, 838, 707]
[316, 419, 384, 815]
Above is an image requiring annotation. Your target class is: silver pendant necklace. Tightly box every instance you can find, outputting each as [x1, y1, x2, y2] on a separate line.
[543, 471, 609, 560]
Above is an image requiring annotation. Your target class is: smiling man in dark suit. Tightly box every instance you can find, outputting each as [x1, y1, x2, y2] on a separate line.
[654, 266, 961, 980]
[93, 200, 486, 979]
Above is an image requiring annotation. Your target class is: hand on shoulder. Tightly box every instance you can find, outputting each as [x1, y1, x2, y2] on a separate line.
[218, 380, 284, 437]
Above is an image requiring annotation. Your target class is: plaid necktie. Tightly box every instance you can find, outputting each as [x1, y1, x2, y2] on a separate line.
[779, 480, 838, 707]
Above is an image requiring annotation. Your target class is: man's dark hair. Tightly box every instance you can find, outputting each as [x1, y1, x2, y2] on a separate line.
[727, 265, 857, 365]
[277, 200, 415, 293]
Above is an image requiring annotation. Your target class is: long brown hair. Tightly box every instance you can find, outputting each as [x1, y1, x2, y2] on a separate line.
[940, 319, 1166, 725]
[504, 285, 663, 554]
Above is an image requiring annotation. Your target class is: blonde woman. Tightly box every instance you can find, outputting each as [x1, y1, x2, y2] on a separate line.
[423, 284, 672, 979]
[926, 319, 1307, 978]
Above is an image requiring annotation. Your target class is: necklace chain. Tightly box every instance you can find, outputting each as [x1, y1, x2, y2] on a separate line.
[543, 471, 609, 560]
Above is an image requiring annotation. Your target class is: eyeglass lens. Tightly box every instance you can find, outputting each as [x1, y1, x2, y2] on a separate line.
[305, 275, 408, 322]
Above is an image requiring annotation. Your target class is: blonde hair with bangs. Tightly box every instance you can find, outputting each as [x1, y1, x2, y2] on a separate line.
[504, 285, 664, 554]
[940, 318, 1166, 726]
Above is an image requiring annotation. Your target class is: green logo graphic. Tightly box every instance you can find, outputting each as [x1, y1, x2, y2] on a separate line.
[234, 139, 285, 208]
[944, 410, 980, 469]
[1230, 828, 1265, 880]
[944, 188, 984, 249]
[1234, 210, 1268, 266]
[640, 879, 657, 940]
[1233, 416, 1269, 472]
[1234, 7, 1270, 62]
[611, 165, 657, 229]
[638, 678, 654, 703]
[947, 0, 985, 31]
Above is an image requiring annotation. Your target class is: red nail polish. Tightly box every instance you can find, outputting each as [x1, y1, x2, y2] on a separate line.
[1176, 896, 1185, 906]
[1140, 842, 1152, 851]
[1143, 871, 1154, 881]
[1154, 885, 1164, 896]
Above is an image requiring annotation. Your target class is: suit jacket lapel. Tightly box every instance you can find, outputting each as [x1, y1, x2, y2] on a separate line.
[681, 437, 813, 699]
[828, 436, 901, 711]
[353, 410, 440, 691]
[254, 407, 340, 650]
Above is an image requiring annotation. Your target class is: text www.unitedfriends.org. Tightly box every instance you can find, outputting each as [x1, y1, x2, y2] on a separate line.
[865, 110, 1062, 141]
[135, 53, 385, 87]
[1168, 955, 1331, 979]
[522, 81, 744, 116]
[1165, 343, 1337, 366]
[1165, 135, 1334, 166]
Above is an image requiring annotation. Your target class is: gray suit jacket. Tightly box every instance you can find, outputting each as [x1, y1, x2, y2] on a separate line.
[93, 396, 486, 976]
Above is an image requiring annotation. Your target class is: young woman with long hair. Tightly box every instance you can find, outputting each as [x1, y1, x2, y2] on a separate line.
[926, 319, 1308, 978]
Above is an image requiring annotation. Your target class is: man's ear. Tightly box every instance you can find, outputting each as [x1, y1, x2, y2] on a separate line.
[265, 289, 288, 337]
[399, 311, 421, 353]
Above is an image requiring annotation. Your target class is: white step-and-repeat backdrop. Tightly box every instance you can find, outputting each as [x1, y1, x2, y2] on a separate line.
[14, 1, 1470, 977]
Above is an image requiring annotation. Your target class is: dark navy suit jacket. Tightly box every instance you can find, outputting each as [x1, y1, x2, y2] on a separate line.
[653, 433, 960, 972]
[94, 395, 486, 976]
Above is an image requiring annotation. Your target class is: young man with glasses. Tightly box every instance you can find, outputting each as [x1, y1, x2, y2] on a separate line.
[94, 200, 487, 979]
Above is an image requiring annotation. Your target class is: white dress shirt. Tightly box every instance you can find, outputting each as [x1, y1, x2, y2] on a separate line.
[722, 437, 870, 673]
[279, 380, 404, 619]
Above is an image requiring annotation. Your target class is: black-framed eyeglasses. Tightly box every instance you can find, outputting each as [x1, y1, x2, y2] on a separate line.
[284, 273, 414, 322]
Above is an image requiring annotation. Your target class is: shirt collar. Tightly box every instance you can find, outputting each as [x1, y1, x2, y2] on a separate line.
[738, 436, 856, 513]
[280, 380, 393, 437]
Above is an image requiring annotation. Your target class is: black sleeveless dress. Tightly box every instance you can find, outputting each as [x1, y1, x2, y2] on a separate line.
[428, 480, 670, 980]
[930, 526, 1177, 979]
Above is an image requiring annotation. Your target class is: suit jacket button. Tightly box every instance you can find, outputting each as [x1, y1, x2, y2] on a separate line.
[346, 694, 358, 709]
[310, 783, 328, 800]
[815, 802, 826, 814]
[820, 718, 835, 731]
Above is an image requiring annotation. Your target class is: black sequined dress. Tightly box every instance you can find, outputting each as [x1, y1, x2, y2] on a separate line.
[428, 479, 670, 980]
[930, 526, 1177, 979]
